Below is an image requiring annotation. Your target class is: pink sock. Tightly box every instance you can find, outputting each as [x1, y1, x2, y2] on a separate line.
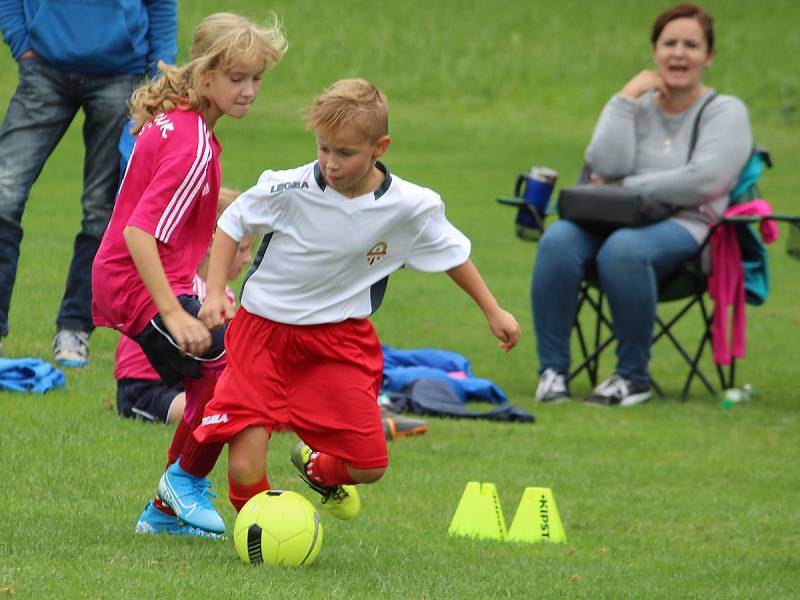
[182, 358, 225, 424]
[166, 417, 192, 468]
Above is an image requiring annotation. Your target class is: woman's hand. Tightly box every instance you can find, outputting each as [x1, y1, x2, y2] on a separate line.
[620, 70, 667, 100]
[590, 172, 607, 184]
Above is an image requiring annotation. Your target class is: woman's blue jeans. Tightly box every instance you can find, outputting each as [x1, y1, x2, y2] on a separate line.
[531, 219, 699, 384]
[0, 56, 140, 338]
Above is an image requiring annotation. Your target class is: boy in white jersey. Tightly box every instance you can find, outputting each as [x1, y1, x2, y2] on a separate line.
[157, 79, 520, 528]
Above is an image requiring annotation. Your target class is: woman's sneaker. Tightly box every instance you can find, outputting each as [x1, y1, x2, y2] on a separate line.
[135, 501, 223, 539]
[585, 374, 651, 407]
[535, 368, 571, 403]
[290, 442, 360, 520]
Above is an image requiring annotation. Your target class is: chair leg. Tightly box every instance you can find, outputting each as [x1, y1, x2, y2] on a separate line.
[702, 301, 733, 393]
[653, 293, 718, 399]
[573, 290, 596, 385]
[680, 326, 716, 399]
[569, 285, 615, 387]
[591, 292, 607, 385]
[650, 377, 665, 399]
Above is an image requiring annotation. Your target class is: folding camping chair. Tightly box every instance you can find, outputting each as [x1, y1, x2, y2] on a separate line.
[566, 146, 800, 398]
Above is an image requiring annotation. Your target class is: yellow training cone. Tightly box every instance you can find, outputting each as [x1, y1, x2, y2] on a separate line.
[448, 482, 507, 541]
[506, 487, 567, 544]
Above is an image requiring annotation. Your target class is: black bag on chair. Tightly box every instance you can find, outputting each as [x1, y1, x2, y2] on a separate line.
[557, 184, 677, 234]
[557, 92, 718, 234]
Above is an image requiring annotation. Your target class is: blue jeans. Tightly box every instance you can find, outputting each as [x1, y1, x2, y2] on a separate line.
[531, 219, 699, 383]
[0, 56, 140, 338]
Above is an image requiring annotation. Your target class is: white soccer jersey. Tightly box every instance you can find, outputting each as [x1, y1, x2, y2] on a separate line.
[217, 161, 471, 325]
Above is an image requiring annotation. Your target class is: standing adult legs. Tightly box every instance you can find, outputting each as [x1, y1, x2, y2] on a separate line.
[532, 219, 604, 374]
[55, 73, 140, 334]
[0, 57, 77, 339]
[596, 221, 699, 383]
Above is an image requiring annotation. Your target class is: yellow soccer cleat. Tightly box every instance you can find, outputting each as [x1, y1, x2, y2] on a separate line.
[290, 442, 361, 520]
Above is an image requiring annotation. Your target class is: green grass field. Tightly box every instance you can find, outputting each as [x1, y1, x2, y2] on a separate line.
[1, 1, 799, 597]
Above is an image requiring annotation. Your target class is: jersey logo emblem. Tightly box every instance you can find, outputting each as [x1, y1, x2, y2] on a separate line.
[154, 113, 175, 139]
[202, 182, 210, 196]
[366, 242, 388, 266]
[270, 181, 310, 193]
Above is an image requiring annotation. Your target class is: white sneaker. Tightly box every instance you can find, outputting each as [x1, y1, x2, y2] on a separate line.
[586, 374, 651, 407]
[535, 368, 571, 403]
[53, 329, 89, 367]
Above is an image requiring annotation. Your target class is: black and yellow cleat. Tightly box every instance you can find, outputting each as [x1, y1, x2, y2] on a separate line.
[290, 442, 361, 520]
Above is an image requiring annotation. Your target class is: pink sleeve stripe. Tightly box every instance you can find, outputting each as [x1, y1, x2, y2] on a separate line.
[155, 117, 211, 242]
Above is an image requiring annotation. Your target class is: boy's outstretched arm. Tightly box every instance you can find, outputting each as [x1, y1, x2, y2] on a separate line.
[446, 259, 520, 352]
[198, 228, 238, 330]
[123, 225, 211, 356]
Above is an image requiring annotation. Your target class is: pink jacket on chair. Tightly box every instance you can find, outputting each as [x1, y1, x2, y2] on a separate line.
[708, 199, 779, 365]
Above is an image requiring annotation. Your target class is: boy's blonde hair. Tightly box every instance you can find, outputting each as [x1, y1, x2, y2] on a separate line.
[217, 187, 240, 218]
[129, 12, 287, 133]
[303, 79, 388, 142]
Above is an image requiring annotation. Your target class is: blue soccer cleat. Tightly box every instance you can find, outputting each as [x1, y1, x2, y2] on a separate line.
[157, 462, 225, 534]
[134, 501, 223, 539]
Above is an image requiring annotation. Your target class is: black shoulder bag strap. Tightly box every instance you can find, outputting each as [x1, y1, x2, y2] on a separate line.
[687, 91, 718, 162]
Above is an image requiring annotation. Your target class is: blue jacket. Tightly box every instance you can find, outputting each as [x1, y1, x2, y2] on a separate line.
[0, 0, 177, 76]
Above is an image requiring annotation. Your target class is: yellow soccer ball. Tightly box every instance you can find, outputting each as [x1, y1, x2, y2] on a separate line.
[234, 490, 323, 566]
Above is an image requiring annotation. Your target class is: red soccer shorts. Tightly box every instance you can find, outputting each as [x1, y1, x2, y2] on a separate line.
[195, 308, 388, 470]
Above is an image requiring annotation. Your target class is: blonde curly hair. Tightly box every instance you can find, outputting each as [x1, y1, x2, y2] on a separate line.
[129, 12, 287, 133]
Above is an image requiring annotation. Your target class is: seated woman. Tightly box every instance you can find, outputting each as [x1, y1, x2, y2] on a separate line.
[532, 3, 752, 406]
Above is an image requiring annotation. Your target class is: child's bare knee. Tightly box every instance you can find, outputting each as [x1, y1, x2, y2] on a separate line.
[349, 466, 386, 484]
[228, 452, 260, 482]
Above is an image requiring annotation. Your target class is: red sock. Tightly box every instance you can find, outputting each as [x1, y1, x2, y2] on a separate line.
[152, 497, 175, 516]
[166, 417, 192, 468]
[308, 452, 356, 486]
[179, 432, 224, 478]
[228, 473, 269, 512]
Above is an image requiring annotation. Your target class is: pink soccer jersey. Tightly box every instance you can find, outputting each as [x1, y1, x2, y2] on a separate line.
[92, 109, 222, 337]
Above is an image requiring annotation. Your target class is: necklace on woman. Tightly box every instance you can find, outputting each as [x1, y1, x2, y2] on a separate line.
[657, 85, 706, 154]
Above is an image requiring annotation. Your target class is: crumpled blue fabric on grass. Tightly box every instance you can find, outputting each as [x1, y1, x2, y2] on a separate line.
[0, 358, 65, 393]
[382, 366, 508, 404]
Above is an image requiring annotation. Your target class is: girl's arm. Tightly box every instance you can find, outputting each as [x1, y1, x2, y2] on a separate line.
[198, 228, 238, 330]
[123, 225, 211, 356]
[446, 259, 520, 352]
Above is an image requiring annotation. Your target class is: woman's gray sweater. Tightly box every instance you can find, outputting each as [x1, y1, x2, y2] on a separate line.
[585, 89, 752, 243]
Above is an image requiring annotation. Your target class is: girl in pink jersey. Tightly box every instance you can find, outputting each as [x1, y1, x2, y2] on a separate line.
[91, 13, 286, 537]
[114, 188, 255, 424]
